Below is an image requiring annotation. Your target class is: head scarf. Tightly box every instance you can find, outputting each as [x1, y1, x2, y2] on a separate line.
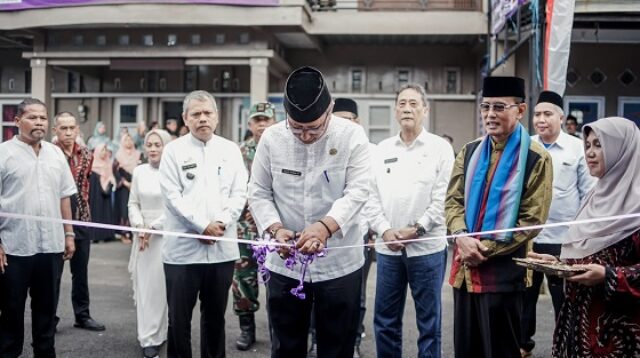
[115, 132, 141, 175]
[91, 143, 116, 191]
[86, 121, 110, 150]
[561, 117, 640, 259]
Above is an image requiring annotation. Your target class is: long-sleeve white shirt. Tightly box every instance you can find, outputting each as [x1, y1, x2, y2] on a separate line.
[0, 137, 77, 256]
[532, 131, 596, 244]
[159, 133, 248, 264]
[365, 128, 454, 257]
[248, 115, 371, 282]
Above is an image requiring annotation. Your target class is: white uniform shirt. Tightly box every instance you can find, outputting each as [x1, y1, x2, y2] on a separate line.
[532, 131, 596, 244]
[0, 137, 77, 256]
[159, 133, 248, 264]
[248, 115, 371, 282]
[365, 129, 454, 257]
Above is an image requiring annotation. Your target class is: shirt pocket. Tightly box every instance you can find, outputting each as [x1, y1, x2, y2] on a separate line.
[271, 165, 303, 203]
[553, 159, 577, 192]
[320, 166, 347, 202]
[414, 158, 438, 194]
[42, 161, 65, 197]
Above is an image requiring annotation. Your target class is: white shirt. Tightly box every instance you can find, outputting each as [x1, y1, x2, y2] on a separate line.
[248, 115, 371, 282]
[129, 164, 165, 230]
[365, 128, 454, 257]
[532, 131, 596, 244]
[159, 133, 248, 264]
[0, 137, 77, 256]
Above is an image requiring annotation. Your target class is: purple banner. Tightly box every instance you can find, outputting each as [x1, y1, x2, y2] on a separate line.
[491, 0, 529, 35]
[0, 0, 279, 11]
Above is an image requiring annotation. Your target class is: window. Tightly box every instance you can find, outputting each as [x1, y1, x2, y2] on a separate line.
[0, 101, 19, 142]
[397, 69, 411, 88]
[617, 97, 640, 128]
[351, 68, 365, 93]
[215, 34, 225, 45]
[96, 35, 107, 46]
[143, 34, 154, 46]
[191, 34, 201, 45]
[167, 34, 177, 46]
[118, 34, 130, 46]
[564, 96, 605, 128]
[239, 33, 250, 44]
[368, 104, 394, 144]
[73, 35, 84, 47]
[445, 67, 461, 94]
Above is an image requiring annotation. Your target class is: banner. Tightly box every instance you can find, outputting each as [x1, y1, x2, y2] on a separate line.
[491, 0, 528, 35]
[543, 0, 576, 95]
[0, 0, 279, 11]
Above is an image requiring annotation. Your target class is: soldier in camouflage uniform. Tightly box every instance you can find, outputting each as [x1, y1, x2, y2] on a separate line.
[233, 102, 276, 351]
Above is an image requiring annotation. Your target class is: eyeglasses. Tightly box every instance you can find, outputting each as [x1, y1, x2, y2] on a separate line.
[286, 110, 331, 135]
[479, 102, 520, 113]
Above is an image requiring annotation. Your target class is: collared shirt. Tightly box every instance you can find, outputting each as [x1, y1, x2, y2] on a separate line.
[366, 128, 454, 257]
[446, 137, 553, 293]
[532, 131, 596, 244]
[159, 133, 248, 265]
[0, 137, 77, 256]
[57, 142, 93, 222]
[237, 138, 258, 241]
[248, 115, 371, 282]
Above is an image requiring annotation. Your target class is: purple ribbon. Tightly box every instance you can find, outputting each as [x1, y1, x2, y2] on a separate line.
[251, 231, 326, 299]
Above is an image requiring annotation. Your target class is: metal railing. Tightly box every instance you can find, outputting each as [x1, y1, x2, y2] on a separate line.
[308, 0, 481, 11]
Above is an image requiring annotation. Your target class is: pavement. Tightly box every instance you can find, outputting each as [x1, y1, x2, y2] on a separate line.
[19, 241, 555, 357]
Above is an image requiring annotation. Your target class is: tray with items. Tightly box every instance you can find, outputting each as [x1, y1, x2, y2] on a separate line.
[513, 257, 588, 278]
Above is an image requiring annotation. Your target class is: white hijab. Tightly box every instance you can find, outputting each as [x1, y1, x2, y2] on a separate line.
[561, 117, 640, 259]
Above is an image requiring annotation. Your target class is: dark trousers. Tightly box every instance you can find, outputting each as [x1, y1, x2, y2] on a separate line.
[0, 253, 63, 358]
[54, 238, 92, 322]
[521, 243, 564, 352]
[453, 286, 522, 358]
[164, 261, 234, 358]
[267, 269, 362, 358]
[357, 245, 375, 342]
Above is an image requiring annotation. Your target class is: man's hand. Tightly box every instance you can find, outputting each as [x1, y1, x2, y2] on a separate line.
[274, 228, 297, 258]
[297, 222, 330, 254]
[567, 264, 606, 286]
[382, 229, 405, 252]
[63, 236, 76, 260]
[398, 227, 418, 243]
[200, 221, 226, 245]
[0, 244, 7, 274]
[455, 236, 489, 267]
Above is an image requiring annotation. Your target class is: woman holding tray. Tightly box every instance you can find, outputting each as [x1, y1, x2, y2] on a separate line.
[530, 116, 640, 357]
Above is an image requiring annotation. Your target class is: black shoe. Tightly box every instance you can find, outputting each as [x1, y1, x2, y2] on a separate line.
[74, 317, 106, 331]
[236, 314, 256, 351]
[142, 346, 160, 358]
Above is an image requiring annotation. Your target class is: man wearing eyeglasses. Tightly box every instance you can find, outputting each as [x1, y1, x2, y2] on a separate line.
[445, 76, 553, 358]
[233, 102, 276, 351]
[248, 66, 371, 358]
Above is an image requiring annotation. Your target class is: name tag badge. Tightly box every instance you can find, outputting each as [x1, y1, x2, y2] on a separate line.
[282, 169, 302, 176]
[182, 163, 197, 171]
[384, 157, 398, 164]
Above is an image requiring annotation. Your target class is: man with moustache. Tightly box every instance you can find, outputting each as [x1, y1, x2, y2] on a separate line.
[0, 98, 77, 358]
[249, 66, 371, 358]
[367, 84, 454, 357]
[159, 90, 248, 358]
[52, 111, 106, 332]
[445, 77, 553, 358]
[520, 91, 596, 357]
[233, 102, 276, 351]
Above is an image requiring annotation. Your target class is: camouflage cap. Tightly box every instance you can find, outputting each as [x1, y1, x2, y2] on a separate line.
[249, 102, 276, 120]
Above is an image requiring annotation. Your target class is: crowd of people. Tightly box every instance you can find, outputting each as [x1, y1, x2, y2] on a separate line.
[0, 65, 639, 358]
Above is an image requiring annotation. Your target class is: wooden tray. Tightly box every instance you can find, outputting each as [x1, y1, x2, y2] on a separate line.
[513, 258, 587, 278]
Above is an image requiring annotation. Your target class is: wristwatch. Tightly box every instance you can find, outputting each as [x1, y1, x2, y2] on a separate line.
[413, 223, 427, 237]
[451, 229, 468, 244]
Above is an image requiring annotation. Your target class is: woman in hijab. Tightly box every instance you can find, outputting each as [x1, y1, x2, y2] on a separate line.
[113, 131, 141, 243]
[89, 143, 117, 242]
[530, 117, 640, 357]
[127, 129, 172, 358]
[86, 121, 110, 151]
